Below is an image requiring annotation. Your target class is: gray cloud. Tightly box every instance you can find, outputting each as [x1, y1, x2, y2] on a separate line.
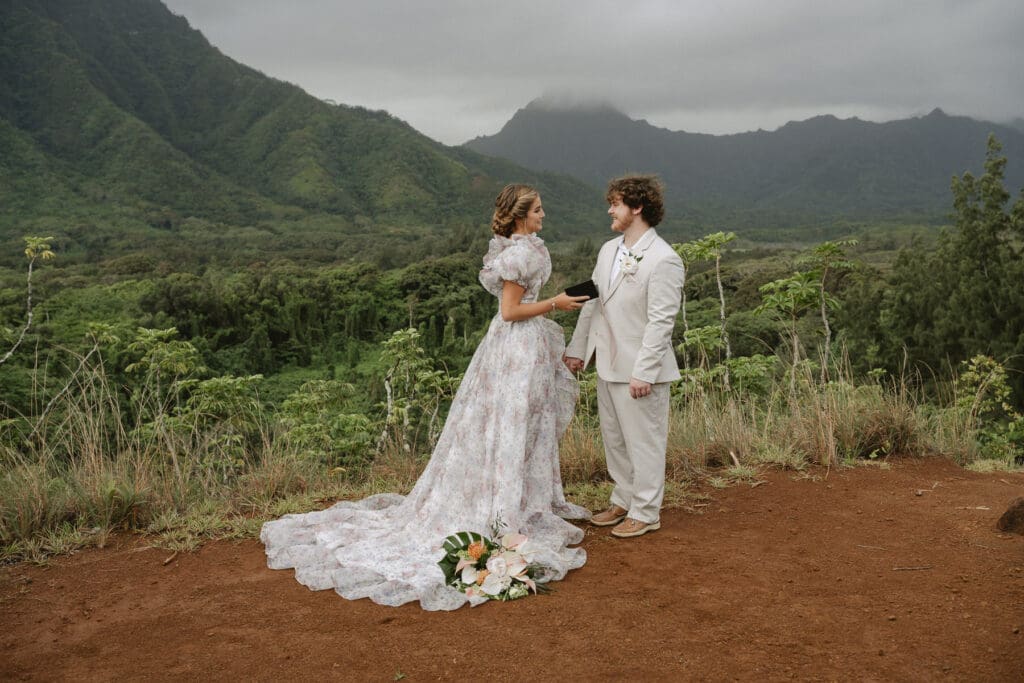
[163, 0, 1024, 144]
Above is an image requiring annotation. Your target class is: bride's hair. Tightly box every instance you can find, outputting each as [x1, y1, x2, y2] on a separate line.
[491, 184, 539, 238]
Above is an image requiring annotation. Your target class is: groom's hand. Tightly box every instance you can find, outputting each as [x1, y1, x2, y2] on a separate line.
[629, 377, 652, 399]
[563, 355, 584, 373]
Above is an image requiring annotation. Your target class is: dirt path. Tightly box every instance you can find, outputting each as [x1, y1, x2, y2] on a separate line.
[2, 458, 1022, 681]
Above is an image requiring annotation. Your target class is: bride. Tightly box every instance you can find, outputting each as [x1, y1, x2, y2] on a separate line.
[261, 184, 591, 610]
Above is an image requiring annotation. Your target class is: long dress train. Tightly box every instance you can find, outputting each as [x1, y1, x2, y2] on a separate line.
[260, 233, 589, 610]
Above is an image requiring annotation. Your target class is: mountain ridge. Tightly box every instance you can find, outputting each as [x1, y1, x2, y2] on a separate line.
[465, 98, 1024, 229]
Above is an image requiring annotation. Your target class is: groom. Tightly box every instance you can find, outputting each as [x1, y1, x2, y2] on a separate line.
[564, 175, 684, 538]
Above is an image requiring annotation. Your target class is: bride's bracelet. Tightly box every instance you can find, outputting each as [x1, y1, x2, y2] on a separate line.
[550, 300, 557, 312]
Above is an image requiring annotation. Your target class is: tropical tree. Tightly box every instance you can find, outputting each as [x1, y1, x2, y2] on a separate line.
[671, 240, 705, 369]
[801, 239, 857, 380]
[850, 135, 1024, 403]
[674, 232, 735, 384]
[377, 328, 460, 455]
[755, 271, 822, 390]
[0, 237, 55, 366]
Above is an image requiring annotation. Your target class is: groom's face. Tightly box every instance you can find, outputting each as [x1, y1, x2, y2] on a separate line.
[608, 195, 638, 233]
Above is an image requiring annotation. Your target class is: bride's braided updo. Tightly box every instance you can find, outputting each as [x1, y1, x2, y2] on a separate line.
[491, 184, 539, 238]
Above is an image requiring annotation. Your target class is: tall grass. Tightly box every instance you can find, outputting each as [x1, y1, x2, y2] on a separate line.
[554, 357, 976, 516]
[1, 349, 321, 561]
[1, 345, 1014, 563]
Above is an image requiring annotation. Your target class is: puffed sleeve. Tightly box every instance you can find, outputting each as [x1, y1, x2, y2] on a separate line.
[479, 238, 535, 296]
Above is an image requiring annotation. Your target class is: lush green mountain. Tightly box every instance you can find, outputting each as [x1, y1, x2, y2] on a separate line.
[465, 99, 1024, 233]
[0, 0, 604, 268]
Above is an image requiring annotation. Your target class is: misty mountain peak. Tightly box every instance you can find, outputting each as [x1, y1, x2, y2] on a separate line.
[525, 94, 625, 115]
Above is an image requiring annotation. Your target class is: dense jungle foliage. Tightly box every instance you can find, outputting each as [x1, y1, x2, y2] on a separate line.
[3, 135, 1022, 455]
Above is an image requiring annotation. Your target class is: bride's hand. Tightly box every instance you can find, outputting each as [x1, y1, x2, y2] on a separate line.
[551, 293, 589, 311]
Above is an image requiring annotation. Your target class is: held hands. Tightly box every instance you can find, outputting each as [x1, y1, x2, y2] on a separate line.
[563, 355, 584, 373]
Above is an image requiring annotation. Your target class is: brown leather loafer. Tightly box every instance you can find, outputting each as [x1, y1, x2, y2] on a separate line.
[610, 518, 661, 538]
[591, 505, 628, 527]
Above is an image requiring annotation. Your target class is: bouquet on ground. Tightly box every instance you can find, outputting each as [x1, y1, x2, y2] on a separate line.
[437, 524, 549, 602]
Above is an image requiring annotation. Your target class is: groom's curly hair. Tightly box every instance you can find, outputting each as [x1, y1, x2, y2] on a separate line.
[606, 175, 665, 227]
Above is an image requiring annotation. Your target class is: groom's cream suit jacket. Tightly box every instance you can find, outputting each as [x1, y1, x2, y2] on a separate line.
[566, 229, 684, 382]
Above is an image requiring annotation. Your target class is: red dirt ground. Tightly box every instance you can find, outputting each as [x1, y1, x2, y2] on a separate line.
[2, 458, 1022, 681]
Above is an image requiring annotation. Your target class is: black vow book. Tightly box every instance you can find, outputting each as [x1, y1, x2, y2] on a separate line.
[565, 279, 599, 300]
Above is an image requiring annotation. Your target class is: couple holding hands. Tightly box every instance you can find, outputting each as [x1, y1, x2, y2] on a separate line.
[262, 175, 685, 611]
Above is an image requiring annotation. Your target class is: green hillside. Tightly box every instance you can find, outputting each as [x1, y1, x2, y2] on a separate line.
[0, 0, 604, 268]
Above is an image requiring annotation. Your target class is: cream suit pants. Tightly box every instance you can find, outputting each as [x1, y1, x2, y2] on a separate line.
[597, 378, 670, 524]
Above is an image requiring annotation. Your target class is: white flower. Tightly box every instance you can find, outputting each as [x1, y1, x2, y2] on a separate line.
[620, 250, 643, 276]
[511, 539, 537, 564]
[480, 554, 513, 596]
[499, 533, 527, 550]
[486, 554, 508, 577]
[480, 572, 512, 596]
[502, 550, 528, 579]
[460, 566, 480, 585]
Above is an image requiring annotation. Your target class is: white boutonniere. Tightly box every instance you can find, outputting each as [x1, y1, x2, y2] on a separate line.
[620, 250, 643, 276]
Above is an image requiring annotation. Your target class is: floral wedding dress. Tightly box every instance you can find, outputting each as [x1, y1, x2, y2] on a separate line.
[261, 233, 589, 610]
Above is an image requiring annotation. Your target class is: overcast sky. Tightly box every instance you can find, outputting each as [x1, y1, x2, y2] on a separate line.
[162, 0, 1023, 146]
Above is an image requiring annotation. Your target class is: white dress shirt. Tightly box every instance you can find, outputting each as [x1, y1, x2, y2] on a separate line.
[609, 238, 629, 287]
